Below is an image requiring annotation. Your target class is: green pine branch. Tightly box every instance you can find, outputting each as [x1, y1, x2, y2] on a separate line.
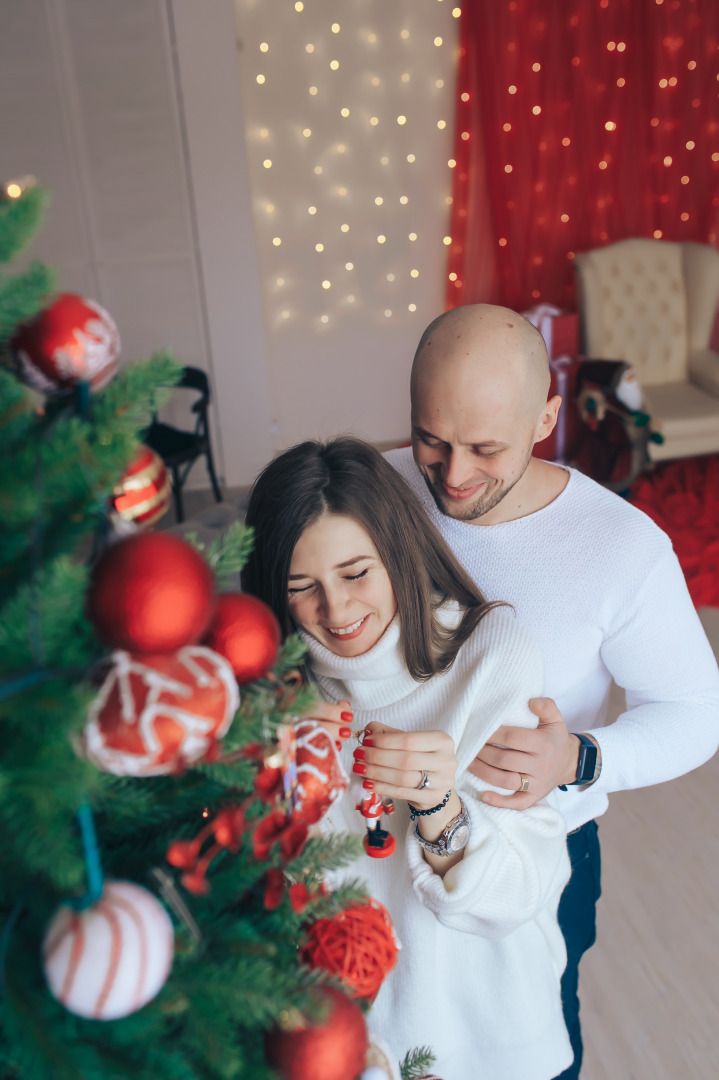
[400, 1046, 437, 1080]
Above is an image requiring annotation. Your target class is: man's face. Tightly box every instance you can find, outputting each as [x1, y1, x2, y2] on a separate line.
[411, 374, 537, 524]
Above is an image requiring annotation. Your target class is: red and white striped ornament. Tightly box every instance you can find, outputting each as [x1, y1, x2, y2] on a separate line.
[42, 881, 174, 1020]
[292, 720, 348, 825]
[83, 645, 239, 777]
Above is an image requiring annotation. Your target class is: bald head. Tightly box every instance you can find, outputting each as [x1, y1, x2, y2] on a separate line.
[411, 304, 550, 423]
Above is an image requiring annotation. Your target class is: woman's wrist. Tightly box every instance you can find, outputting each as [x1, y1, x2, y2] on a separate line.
[416, 791, 462, 842]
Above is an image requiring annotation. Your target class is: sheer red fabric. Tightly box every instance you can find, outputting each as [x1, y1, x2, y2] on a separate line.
[446, 0, 719, 312]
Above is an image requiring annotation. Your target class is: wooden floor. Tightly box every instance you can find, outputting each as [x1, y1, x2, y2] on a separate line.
[580, 606, 719, 1080]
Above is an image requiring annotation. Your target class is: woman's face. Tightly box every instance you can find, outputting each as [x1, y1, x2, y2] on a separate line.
[287, 513, 397, 656]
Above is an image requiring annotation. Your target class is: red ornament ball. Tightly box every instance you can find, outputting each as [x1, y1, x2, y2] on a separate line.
[112, 445, 172, 529]
[11, 292, 120, 395]
[83, 645, 239, 776]
[293, 720, 348, 825]
[203, 592, 281, 684]
[88, 533, 215, 654]
[300, 899, 399, 1002]
[264, 986, 367, 1080]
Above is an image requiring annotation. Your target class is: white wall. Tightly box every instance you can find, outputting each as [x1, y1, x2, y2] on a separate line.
[0, 0, 458, 486]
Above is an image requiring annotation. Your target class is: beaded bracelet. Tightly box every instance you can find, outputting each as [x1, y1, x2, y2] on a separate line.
[408, 790, 452, 821]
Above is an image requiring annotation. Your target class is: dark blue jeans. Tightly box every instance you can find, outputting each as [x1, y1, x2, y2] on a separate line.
[553, 820, 602, 1080]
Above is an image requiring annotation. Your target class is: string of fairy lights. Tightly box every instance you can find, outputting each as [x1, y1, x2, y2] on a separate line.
[236, 0, 460, 330]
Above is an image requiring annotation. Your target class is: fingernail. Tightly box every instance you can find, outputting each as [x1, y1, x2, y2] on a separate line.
[341, 711, 353, 721]
[335, 740, 342, 751]
[353, 748, 366, 761]
[363, 738, 374, 747]
[339, 727, 351, 738]
[352, 762, 367, 775]
[363, 780, 374, 790]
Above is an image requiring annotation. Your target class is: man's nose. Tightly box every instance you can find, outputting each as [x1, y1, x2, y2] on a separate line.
[443, 450, 474, 490]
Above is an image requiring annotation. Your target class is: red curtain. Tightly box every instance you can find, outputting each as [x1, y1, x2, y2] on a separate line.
[446, 0, 719, 313]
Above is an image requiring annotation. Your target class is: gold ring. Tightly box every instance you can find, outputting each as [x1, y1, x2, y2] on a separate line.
[518, 773, 530, 793]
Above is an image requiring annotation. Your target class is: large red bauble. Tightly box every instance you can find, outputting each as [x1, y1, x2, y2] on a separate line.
[112, 445, 172, 529]
[264, 986, 367, 1080]
[11, 292, 120, 395]
[203, 593, 281, 684]
[83, 645, 239, 776]
[293, 720, 348, 825]
[88, 533, 215, 654]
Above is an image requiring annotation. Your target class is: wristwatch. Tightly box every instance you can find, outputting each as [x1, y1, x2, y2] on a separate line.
[559, 733, 600, 790]
[414, 799, 470, 858]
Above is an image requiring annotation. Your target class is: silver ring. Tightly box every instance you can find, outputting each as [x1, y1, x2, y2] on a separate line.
[416, 770, 431, 790]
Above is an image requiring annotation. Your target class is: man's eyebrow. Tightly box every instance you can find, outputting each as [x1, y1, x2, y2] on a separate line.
[289, 555, 374, 580]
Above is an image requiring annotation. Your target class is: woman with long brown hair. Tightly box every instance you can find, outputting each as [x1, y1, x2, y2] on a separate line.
[243, 436, 572, 1080]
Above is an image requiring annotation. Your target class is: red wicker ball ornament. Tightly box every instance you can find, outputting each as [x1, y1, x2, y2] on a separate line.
[300, 899, 399, 1002]
[111, 445, 172, 528]
[88, 533, 215, 654]
[264, 986, 367, 1080]
[11, 292, 120, 395]
[203, 593, 281, 684]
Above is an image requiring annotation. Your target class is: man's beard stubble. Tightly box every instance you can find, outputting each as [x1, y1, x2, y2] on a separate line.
[420, 445, 534, 524]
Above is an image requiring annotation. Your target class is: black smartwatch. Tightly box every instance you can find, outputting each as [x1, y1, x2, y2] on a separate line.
[558, 734, 599, 790]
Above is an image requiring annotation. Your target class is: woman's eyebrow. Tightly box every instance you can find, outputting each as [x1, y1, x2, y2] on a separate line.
[288, 554, 374, 580]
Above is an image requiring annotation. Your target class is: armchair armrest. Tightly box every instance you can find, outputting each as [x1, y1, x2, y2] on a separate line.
[688, 348, 719, 398]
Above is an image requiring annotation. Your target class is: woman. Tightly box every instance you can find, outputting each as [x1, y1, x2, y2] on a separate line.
[243, 437, 572, 1080]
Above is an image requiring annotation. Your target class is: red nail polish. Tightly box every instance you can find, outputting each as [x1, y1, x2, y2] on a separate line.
[341, 711, 353, 721]
[353, 748, 366, 760]
[339, 727, 351, 738]
[363, 738, 374, 747]
[362, 780, 374, 790]
[335, 740, 342, 751]
[352, 762, 367, 775]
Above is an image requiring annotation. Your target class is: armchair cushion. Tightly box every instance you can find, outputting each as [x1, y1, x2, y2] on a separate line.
[688, 348, 719, 398]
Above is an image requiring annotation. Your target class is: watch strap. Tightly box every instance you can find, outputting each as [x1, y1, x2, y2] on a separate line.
[414, 799, 470, 857]
[559, 733, 599, 790]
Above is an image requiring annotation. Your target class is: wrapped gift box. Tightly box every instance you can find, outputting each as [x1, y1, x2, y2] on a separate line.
[532, 355, 584, 464]
[523, 303, 580, 359]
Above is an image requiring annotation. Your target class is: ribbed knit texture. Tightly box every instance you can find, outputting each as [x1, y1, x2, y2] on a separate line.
[386, 448, 719, 833]
[305, 606, 573, 1080]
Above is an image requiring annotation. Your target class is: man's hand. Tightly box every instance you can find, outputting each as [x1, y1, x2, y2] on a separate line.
[468, 697, 580, 809]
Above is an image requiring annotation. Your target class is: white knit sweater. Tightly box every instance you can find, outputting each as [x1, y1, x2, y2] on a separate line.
[386, 448, 719, 833]
[305, 607, 573, 1080]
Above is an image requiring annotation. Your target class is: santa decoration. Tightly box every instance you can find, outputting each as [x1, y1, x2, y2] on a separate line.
[11, 292, 120, 395]
[356, 791, 395, 859]
[42, 881, 174, 1020]
[83, 646, 239, 777]
[293, 720, 349, 825]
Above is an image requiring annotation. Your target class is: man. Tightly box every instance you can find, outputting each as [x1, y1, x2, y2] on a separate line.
[386, 304, 719, 1079]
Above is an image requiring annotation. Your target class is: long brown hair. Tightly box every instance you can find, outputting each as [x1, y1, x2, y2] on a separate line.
[242, 437, 504, 680]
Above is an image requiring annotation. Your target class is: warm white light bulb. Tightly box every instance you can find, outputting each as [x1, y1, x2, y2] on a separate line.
[321, 314, 329, 323]
[387, 272, 396, 281]
[437, 120, 447, 129]
[316, 243, 325, 252]
[410, 269, 419, 278]
[260, 42, 269, 52]
[380, 155, 389, 165]
[397, 115, 407, 125]
[345, 261, 354, 270]
[256, 74, 266, 84]
[276, 277, 285, 286]
[303, 128, 312, 137]
[337, 186, 348, 196]
[443, 236, 452, 245]
[436, 79, 445, 89]
[408, 303, 417, 311]
[347, 294, 355, 302]
[331, 22, 340, 33]
[448, 158, 457, 168]
[314, 165, 323, 174]
[295, 1, 303, 10]
[305, 43, 315, 53]
[309, 85, 318, 95]
[330, 59, 340, 70]
[259, 127, 269, 138]
[409, 232, 418, 241]
[368, 32, 377, 44]
[272, 237, 282, 246]
[452, 6, 461, 16]
[308, 206, 317, 214]
[371, 76, 381, 87]
[341, 223, 350, 232]
[384, 309, 393, 317]
[434, 36, 443, 46]
[377, 235, 387, 244]
[407, 153, 416, 163]
[399, 195, 409, 205]
[375, 196, 384, 205]
[322, 279, 331, 289]
[341, 107, 350, 117]
[263, 159, 273, 168]
[401, 73, 411, 83]
[370, 116, 379, 126]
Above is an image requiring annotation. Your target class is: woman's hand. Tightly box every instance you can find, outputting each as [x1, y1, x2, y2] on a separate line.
[298, 698, 354, 749]
[352, 722, 458, 809]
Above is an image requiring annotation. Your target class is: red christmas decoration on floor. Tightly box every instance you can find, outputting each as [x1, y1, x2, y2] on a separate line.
[83, 645, 239, 776]
[630, 455, 719, 609]
[88, 532, 216, 654]
[11, 292, 120, 395]
[301, 898, 399, 1002]
[264, 985, 367, 1080]
[203, 592, 281, 684]
[292, 719, 349, 825]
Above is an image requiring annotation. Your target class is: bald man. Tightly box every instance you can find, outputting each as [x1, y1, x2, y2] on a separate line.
[386, 304, 719, 1080]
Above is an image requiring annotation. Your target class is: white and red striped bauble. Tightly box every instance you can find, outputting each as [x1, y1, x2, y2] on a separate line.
[42, 881, 174, 1020]
[292, 720, 348, 825]
[83, 645, 240, 777]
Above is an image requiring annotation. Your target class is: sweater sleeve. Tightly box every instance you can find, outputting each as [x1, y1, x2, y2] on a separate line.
[588, 543, 719, 796]
[406, 618, 571, 939]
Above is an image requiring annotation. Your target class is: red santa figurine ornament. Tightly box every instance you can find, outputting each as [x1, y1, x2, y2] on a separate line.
[356, 791, 395, 859]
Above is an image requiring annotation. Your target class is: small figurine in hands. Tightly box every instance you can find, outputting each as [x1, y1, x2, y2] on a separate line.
[356, 791, 396, 859]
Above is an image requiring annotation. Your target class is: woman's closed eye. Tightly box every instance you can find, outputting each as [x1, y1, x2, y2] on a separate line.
[288, 568, 369, 595]
[345, 568, 369, 581]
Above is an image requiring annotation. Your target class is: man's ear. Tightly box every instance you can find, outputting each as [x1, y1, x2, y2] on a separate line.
[532, 395, 562, 445]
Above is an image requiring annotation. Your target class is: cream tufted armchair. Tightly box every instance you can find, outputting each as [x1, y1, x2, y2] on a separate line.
[574, 238, 719, 461]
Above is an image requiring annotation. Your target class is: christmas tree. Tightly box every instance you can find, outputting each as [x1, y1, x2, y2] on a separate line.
[0, 178, 427, 1080]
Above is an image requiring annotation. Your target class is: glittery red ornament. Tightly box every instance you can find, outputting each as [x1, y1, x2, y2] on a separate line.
[300, 899, 399, 1002]
[88, 533, 215, 654]
[264, 986, 367, 1080]
[11, 292, 120, 395]
[203, 593, 281, 684]
[293, 720, 349, 826]
[83, 645, 239, 776]
[111, 445, 172, 528]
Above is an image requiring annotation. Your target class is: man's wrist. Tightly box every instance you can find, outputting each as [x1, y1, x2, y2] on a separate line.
[578, 732, 602, 788]
[561, 733, 583, 787]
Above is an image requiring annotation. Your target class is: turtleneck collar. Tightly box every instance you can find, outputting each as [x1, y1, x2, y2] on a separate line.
[300, 615, 420, 709]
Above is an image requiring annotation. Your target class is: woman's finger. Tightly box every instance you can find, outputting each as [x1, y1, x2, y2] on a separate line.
[363, 726, 451, 754]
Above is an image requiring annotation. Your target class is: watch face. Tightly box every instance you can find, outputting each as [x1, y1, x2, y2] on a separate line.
[448, 824, 469, 852]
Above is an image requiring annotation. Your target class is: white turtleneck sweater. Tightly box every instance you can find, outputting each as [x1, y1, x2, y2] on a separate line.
[386, 448, 719, 833]
[305, 607, 573, 1080]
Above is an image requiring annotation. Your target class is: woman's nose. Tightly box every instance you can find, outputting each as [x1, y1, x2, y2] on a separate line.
[318, 584, 350, 622]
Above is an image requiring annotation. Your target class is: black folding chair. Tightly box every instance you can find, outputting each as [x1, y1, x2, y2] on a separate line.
[145, 366, 222, 522]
